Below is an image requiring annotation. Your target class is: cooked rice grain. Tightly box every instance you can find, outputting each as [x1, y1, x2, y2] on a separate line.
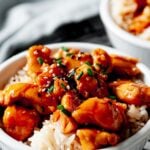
[29, 118, 81, 150]
[6, 66, 32, 86]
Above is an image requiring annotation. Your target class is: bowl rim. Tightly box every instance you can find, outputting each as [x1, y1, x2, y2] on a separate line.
[99, 0, 150, 49]
[0, 42, 150, 150]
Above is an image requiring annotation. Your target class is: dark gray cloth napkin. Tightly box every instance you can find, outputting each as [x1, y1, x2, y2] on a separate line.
[0, 0, 99, 63]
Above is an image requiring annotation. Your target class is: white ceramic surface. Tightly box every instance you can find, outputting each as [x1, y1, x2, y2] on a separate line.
[99, 0, 150, 68]
[0, 42, 150, 150]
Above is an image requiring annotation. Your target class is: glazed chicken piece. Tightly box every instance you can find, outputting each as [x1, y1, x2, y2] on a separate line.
[75, 63, 108, 98]
[94, 73, 109, 98]
[27, 45, 52, 77]
[52, 78, 69, 98]
[64, 57, 81, 71]
[55, 47, 93, 71]
[64, 50, 93, 71]
[37, 63, 65, 88]
[53, 47, 79, 60]
[111, 55, 141, 76]
[129, 2, 150, 34]
[110, 80, 150, 106]
[76, 129, 120, 150]
[3, 105, 40, 141]
[61, 91, 81, 112]
[134, 0, 147, 15]
[92, 48, 112, 73]
[0, 83, 57, 114]
[72, 97, 126, 131]
[52, 110, 77, 134]
[75, 63, 98, 98]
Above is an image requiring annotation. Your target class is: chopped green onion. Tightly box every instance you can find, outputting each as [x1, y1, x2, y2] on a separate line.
[61, 46, 69, 52]
[66, 53, 73, 57]
[37, 57, 44, 65]
[55, 57, 62, 61]
[87, 68, 93, 76]
[108, 95, 116, 99]
[47, 85, 54, 93]
[61, 83, 66, 89]
[77, 71, 83, 80]
[57, 59, 62, 66]
[85, 61, 91, 66]
[55, 58, 63, 66]
[57, 104, 64, 110]
[57, 104, 71, 116]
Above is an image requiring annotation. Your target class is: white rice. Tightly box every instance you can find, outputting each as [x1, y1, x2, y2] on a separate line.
[6, 65, 32, 86]
[127, 105, 149, 133]
[29, 117, 81, 150]
[110, 0, 150, 41]
[28, 104, 149, 150]
[110, 0, 137, 29]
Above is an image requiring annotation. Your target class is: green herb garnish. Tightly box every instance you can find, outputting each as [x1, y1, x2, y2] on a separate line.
[57, 104, 64, 110]
[85, 61, 91, 66]
[55, 58, 63, 66]
[57, 104, 71, 116]
[61, 83, 66, 89]
[87, 68, 93, 76]
[108, 95, 116, 99]
[55, 58, 62, 61]
[77, 71, 83, 80]
[37, 57, 44, 65]
[47, 85, 54, 93]
[66, 53, 73, 57]
[61, 46, 69, 52]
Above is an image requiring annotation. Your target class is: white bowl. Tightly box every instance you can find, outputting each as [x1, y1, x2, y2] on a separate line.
[99, 0, 150, 68]
[0, 42, 150, 150]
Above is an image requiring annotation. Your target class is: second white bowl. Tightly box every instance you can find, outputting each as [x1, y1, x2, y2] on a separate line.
[99, 0, 150, 68]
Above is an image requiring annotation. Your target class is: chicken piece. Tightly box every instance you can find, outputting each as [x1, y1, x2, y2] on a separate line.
[3, 105, 40, 141]
[110, 80, 150, 106]
[0, 83, 57, 114]
[77, 129, 120, 150]
[134, 0, 147, 15]
[61, 91, 81, 112]
[54, 47, 93, 71]
[37, 63, 65, 88]
[75, 74, 98, 98]
[64, 51, 93, 71]
[53, 47, 79, 60]
[93, 73, 109, 98]
[27, 45, 52, 77]
[55, 48, 80, 70]
[72, 97, 125, 131]
[147, 0, 150, 4]
[53, 78, 68, 98]
[128, 5, 150, 34]
[111, 55, 141, 76]
[75, 64, 98, 98]
[77, 52, 93, 65]
[92, 48, 112, 73]
[64, 57, 81, 71]
[52, 110, 77, 134]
